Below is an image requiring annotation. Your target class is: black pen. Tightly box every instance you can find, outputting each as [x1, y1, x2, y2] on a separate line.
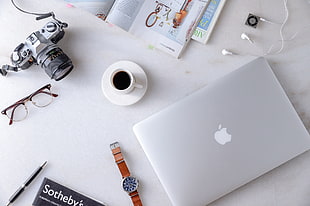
[6, 161, 47, 206]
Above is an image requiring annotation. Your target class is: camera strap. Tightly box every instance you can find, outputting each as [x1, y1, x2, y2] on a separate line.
[0, 65, 20, 76]
[11, 0, 66, 26]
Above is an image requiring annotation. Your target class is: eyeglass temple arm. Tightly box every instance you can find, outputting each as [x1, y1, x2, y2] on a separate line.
[37, 90, 58, 97]
[1, 96, 29, 115]
[33, 84, 58, 97]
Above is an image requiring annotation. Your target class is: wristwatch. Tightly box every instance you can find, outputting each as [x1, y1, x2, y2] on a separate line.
[110, 141, 143, 206]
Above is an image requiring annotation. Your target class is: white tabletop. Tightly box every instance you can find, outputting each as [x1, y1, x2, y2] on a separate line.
[0, 0, 310, 205]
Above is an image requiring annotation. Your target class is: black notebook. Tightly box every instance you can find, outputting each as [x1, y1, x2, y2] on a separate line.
[32, 178, 107, 206]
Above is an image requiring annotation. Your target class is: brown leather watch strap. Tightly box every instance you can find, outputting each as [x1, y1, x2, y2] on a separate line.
[110, 142, 130, 178]
[110, 142, 143, 206]
[129, 191, 143, 206]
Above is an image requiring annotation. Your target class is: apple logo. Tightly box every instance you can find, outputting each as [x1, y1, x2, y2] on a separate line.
[214, 124, 232, 145]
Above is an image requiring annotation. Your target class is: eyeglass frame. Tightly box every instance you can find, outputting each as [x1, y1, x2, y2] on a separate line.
[1, 84, 58, 125]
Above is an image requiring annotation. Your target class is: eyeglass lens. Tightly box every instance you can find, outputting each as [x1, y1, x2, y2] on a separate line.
[6, 104, 28, 122]
[31, 88, 54, 107]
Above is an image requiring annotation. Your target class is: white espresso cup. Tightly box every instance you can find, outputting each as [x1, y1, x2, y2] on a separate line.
[110, 69, 143, 94]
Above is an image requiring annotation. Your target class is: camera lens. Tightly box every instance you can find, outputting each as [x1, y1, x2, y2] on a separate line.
[41, 47, 74, 81]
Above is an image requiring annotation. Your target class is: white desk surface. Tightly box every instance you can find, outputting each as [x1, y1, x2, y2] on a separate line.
[0, 0, 310, 205]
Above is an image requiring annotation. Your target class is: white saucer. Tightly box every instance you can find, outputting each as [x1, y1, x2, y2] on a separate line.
[101, 61, 148, 106]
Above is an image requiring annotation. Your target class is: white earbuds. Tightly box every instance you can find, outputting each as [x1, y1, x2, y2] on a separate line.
[241, 32, 254, 44]
[222, 33, 255, 56]
[221, 49, 234, 56]
[259, 17, 278, 25]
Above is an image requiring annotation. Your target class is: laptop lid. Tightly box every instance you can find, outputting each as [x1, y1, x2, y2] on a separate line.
[133, 57, 310, 206]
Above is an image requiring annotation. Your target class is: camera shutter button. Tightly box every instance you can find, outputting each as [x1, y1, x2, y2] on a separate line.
[46, 22, 57, 32]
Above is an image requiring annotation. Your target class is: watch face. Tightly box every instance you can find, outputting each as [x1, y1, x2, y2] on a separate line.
[122, 176, 139, 193]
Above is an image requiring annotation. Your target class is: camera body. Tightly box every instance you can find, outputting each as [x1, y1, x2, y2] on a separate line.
[9, 20, 73, 81]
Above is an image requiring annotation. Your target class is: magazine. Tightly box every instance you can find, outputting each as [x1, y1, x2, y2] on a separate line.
[65, 0, 209, 58]
[32, 178, 107, 206]
[65, 0, 116, 20]
[192, 0, 226, 43]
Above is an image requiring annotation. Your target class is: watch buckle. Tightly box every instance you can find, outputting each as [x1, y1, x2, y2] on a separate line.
[110, 141, 120, 150]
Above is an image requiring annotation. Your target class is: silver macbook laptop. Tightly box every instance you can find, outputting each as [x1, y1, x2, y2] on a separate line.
[133, 57, 310, 206]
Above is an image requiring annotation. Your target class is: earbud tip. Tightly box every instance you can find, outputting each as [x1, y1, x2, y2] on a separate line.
[222, 49, 233, 56]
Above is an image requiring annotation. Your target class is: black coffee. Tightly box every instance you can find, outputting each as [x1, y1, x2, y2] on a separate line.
[112, 71, 131, 90]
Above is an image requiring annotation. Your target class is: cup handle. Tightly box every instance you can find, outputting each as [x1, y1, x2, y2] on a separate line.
[134, 83, 143, 89]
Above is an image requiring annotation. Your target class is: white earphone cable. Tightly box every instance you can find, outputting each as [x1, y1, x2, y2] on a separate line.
[265, 0, 289, 55]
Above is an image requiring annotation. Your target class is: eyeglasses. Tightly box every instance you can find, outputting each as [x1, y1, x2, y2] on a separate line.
[1, 84, 58, 125]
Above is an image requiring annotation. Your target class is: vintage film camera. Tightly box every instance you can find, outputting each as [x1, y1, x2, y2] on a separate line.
[0, 14, 74, 81]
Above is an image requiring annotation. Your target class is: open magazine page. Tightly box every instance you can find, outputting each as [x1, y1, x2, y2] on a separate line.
[129, 0, 209, 58]
[106, 0, 145, 31]
[65, 0, 116, 20]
